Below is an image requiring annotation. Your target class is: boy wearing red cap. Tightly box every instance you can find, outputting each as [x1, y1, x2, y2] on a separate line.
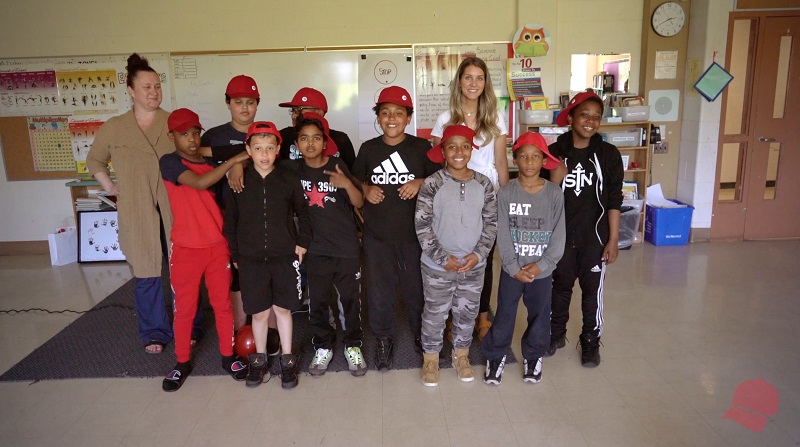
[286, 112, 366, 377]
[277, 87, 357, 169]
[223, 121, 312, 389]
[159, 108, 251, 391]
[415, 124, 497, 386]
[351, 86, 441, 370]
[480, 132, 565, 385]
[544, 92, 623, 367]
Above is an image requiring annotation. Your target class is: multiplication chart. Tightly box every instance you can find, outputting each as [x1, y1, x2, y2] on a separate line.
[28, 116, 74, 171]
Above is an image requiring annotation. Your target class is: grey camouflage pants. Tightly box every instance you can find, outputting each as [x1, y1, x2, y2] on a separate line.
[420, 263, 484, 353]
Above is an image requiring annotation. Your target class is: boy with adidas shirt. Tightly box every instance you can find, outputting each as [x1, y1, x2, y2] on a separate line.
[351, 86, 440, 370]
[481, 132, 565, 385]
[286, 112, 367, 377]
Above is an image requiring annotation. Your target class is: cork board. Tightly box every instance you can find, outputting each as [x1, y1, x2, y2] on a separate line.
[0, 116, 75, 180]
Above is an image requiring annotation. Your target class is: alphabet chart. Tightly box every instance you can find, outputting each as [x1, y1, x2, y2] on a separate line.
[27, 116, 74, 171]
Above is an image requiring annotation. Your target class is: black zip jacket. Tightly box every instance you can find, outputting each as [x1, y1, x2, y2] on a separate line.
[223, 164, 312, 262]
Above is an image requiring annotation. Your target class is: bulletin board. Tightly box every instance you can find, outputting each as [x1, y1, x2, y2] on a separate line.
[0, 53, 171, 181]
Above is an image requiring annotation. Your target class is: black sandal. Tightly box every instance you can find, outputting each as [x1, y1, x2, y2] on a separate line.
[162, 362, 192, 392]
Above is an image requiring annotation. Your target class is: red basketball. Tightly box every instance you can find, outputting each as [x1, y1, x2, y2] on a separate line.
[234, 325, 256, 359]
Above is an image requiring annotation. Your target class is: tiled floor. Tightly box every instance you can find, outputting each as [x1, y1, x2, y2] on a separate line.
[1, 240, 799, 446]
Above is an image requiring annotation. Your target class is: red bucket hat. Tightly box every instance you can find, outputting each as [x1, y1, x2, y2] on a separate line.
[168, 108, 204, 132]
[512, 132, 561, 170]
[226, 75, 260, 99]
[555, 91, 603, 126]
[278, 87, 328, 112]
[245, 121, 282, 146]
[299, 112, 339, 156]
[427, 125, 479, 163]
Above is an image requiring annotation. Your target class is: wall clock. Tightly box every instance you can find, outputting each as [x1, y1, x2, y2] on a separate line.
[652, 1, 686, 37]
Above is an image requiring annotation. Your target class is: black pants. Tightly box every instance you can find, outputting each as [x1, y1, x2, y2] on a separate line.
[481, 271, 552, 361]
[363, 233, 424, 340]
[306, 254, 363, 349]
[551, 243, 606, 339]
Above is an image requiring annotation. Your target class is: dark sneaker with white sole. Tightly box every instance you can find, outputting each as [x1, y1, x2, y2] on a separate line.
[246, 353, 269, 387]
[523, 357, 542, 383]
[280, 354, 299, 389]
[483, 355, 506, 385]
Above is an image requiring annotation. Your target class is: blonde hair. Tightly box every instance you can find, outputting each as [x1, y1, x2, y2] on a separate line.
[445, 57, 502, 142]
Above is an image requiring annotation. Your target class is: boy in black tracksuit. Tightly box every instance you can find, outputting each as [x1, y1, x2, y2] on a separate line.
[544, 92, 623, 368]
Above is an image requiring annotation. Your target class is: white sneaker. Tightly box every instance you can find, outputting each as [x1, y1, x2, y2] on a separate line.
[344, 346, 367, 377]
[309, 348, 333, 376]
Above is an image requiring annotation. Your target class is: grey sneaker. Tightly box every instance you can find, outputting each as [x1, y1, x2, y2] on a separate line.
[309, 348, 333, 377]
[344, 346, 368, 377]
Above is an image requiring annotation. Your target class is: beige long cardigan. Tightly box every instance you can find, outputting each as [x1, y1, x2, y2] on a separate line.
[86, 109, 173, 278]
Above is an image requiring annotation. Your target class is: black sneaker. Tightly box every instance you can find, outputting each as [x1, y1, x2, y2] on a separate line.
[579, 333, 601, 368]
[280, 353, 299, 389]
[483, 356, 506, 385]
[375, 338, 394, 371]
[222, 355, 248, 381]
[162, 362, 192, 392]
[246, 353, 269, 387]
[267, 328, 281, 357]
[545, 335, 566, 357]
[523, 358, 542, 383]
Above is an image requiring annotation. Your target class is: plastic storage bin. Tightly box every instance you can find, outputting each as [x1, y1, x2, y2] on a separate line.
[644, 200, 694, 246]
[602, 130, 641, 147]
[618, 199, 643, 250]
[612, 106, 650, 122]
[519, 109, 554, 125]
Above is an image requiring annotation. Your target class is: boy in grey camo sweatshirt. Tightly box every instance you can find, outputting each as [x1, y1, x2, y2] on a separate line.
[414, 125, 497, 386]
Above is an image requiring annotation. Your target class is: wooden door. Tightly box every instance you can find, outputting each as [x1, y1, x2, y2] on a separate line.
[712, 13, 800, 240]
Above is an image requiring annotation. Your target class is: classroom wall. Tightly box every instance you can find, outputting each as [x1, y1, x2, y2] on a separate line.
[0, 0, 648, 243]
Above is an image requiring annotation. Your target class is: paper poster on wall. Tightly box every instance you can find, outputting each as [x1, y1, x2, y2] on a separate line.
[654, 51, 679, 80]
[507, 58, 543, 101]
[27, 116, 74, 171]
[55, 68, 120, 115]
[357, 53, 414, 141]
[0, 70, 61, 116]
[512, 24, 550, 58]
[69, 116, 114, 176]
[413, 43, 511, 137]
[78, 210, 125, 263]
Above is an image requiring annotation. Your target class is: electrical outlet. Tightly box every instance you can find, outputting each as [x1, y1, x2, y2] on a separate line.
[653, 141, 669, 154]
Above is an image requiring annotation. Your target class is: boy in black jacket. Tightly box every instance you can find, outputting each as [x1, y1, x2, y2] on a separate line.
[223, 121, 312, 389]
[544, 92, 623, 368]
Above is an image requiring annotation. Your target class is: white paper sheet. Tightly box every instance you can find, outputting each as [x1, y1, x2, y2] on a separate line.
[646, 184, 687, 208]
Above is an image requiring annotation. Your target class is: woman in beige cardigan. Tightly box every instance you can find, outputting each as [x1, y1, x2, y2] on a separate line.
[87, 54, 179, 354]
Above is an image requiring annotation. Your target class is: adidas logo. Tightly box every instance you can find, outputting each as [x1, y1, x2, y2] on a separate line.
[591, 265, 601, 273]
[371, 151, 416, 185]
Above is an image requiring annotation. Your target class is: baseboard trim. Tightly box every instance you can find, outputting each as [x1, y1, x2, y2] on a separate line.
[690, 228, 711, 243]
[0, 240, 49, 256]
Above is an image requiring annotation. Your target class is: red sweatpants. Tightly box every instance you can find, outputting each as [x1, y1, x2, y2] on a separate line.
[169, 243, 234, 362]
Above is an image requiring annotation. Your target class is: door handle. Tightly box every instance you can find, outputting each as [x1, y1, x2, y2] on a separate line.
[758, 136, 777, 142]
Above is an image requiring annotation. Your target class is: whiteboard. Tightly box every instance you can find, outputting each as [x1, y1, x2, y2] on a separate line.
[170, 49, 413, 149]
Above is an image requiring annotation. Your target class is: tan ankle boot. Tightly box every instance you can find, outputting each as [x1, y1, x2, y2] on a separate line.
[421, 352, 439, 387]
[453, 347, 474, 382]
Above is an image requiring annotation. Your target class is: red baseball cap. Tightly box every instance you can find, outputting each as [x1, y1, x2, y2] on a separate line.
[427, 125, 479, 163]
[278, 87, 328, 112]
[226, 75, 260, 99]
[245, 121, 282, 146]
[376, 86, 413, 109]
[512, 132, 561, 170]
[168, 108, 204, 132]
[299, 112, 339, 156]
[556, 91, 603, 126]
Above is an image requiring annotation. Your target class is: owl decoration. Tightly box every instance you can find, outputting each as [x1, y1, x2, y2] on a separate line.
[513, 24, 551, 57]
